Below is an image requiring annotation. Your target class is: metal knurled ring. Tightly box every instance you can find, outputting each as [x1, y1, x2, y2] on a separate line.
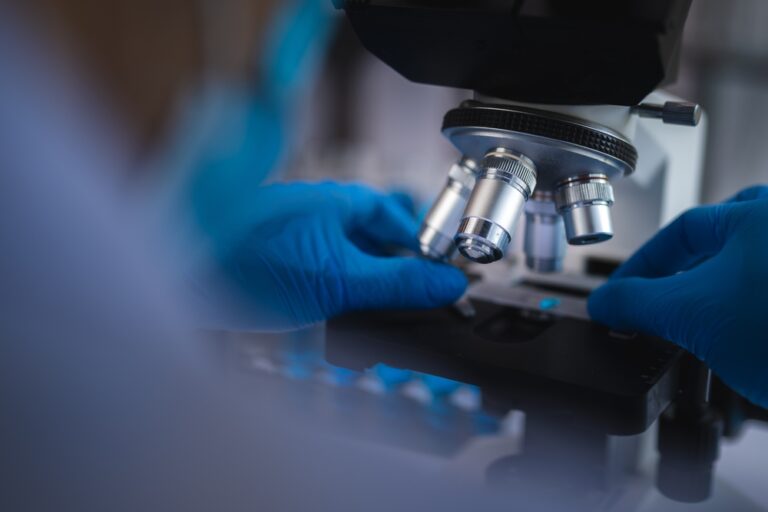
[555, 180, 615, 209]
[482, 155, 537, 195]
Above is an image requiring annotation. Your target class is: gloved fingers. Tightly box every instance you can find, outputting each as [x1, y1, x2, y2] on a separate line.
[611, 203, 738, 279]
[726, 184, 768, 203]
[588, 271, 694, 343]
[388, 190, 417, 216]
[345, 254, 468, 312]
[348, 231, 393, 257]
[341, 188, 422, 253]
[417, 203, 431, 224]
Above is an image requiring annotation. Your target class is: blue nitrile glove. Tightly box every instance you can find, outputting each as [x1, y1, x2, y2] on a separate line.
[222, 181, 468, 329]
[150, 0, 336, 262]
[589, 185, 768, 407]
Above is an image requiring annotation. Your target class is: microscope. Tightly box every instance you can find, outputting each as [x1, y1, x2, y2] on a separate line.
[336, 0, 703, 274]
[266, 0, 768, 507]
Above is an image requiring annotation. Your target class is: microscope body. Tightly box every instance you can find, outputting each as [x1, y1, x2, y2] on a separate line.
[329, 1, 733, 504]
[337, 0, 701, 271]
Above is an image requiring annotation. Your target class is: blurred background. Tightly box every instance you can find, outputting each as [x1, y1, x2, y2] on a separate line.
[281, 0, 768, 207]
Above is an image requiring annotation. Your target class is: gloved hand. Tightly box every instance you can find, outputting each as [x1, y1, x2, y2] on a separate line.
[221, 181, 468, 329]
[589, 185, 768, 408]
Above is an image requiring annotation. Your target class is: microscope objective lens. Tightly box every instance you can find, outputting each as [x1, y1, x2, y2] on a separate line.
[418, 156, 479, 261]
[455, 149, 537, 264]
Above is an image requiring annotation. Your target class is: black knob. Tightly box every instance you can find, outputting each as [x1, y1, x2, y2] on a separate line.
[633, 102, 702, 127]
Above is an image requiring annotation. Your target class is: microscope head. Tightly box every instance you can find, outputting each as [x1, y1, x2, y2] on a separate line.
[336, 0, 700, 270]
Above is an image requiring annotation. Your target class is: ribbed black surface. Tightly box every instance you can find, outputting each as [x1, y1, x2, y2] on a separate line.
[443, 107, 638, 169]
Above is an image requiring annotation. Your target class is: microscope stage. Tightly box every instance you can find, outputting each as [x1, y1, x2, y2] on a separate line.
[327, 282, 683, 436]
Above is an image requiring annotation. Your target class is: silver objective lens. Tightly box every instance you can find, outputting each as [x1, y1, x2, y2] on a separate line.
[455, 149, 537, 263]
[418, 157, 479, 260]
[554, 175, 615, 245]
[524, 193, 566, 273]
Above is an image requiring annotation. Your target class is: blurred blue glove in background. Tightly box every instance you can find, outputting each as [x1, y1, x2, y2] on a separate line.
[161, 0, 335, 256]
[589, 185, 768, 408]
[151, 1, 467, 330]
[222, 182, 468, 329]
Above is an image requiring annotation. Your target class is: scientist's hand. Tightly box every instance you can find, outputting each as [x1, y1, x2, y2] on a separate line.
[224, 182, 467, 329]
[589, 185, 768, 407]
